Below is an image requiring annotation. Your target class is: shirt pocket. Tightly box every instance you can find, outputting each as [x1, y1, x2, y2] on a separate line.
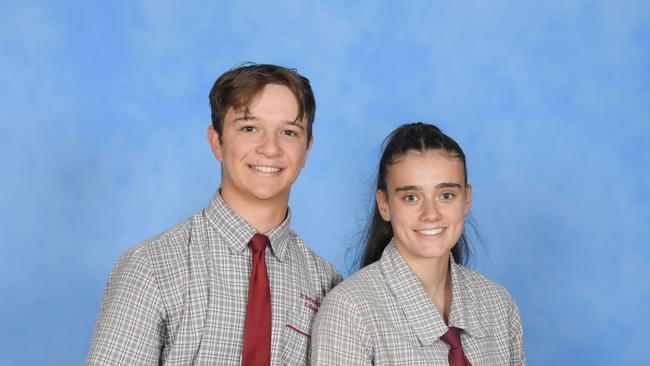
[281, 306, 315, 366]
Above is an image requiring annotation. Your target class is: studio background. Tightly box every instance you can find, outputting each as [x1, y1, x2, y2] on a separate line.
[1, 1, 648, 365]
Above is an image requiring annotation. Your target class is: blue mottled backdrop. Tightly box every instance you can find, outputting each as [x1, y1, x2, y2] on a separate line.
[1, 1, 648, 365]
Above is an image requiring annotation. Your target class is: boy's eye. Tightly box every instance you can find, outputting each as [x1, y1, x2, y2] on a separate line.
[283, 130, 298, 137]
[241, 126, 256, 132]
[440, 192, 455, 201]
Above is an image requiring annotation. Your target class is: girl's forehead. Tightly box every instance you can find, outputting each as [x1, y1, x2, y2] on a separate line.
[394, 148, 458, 160]
[391, 149, 463, 169]
[387, 150, 466, 185]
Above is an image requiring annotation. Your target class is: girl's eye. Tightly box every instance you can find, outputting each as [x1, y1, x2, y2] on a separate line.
[403, 194, 419, 202]
[440, 192, 455, 201]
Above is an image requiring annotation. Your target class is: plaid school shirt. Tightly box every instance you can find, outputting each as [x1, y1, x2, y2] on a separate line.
[311, 241, 526, 365]
[86, 192, 342, 365]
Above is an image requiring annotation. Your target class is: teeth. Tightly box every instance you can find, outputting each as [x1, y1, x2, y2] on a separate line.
[251, 165, 281, 173]
[418, 228, 443, 235]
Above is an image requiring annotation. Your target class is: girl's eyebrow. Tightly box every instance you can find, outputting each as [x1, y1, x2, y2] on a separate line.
[394, 183, 462, 192]
[395, 185, 420, 192]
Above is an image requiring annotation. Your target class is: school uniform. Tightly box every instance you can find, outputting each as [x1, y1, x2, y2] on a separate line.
[311, 240, 525, 365]
[87, 192, 341, 365]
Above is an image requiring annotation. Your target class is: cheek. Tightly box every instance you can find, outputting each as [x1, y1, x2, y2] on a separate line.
[389, 204, 415, 229]
[230, 142, 253, 159]
[287, 146, 308, 165]
[448, 204, 467, 225]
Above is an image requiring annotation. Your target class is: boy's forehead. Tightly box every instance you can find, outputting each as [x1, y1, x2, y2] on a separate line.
[231, 83, 296, 106]
[226, 106, 306, 126]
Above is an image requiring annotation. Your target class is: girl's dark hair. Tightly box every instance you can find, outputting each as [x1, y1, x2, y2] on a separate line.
[359, 122, 471, 268]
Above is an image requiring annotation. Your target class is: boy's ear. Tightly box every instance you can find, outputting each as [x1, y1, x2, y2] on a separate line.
[207, 125, 223, 161]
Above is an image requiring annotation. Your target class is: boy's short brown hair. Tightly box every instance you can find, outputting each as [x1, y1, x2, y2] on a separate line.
[209, 63, 316, 143]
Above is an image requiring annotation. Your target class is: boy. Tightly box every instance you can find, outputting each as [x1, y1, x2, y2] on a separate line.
[87, 63, 341, 365]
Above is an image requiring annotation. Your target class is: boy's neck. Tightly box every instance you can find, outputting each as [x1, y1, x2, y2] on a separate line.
[220, 189, 289, 233]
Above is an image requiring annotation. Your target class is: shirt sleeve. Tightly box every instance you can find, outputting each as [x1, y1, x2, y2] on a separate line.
[507, 297, 526, 366]
[86, 247, 166, 365]
[311, 290, 373, 366]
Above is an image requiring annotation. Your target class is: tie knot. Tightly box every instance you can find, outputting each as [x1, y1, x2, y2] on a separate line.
[440, 327, 463, 349]
[249, 233, 270, 253]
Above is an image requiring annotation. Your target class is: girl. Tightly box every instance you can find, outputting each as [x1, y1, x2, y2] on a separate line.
[311, 122, 525, 365]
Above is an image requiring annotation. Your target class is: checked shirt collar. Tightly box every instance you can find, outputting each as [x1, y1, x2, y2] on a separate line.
[380, 240, 487, 346]
[204, 191, 292, 262]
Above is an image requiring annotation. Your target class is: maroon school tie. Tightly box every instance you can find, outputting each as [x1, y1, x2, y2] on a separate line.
[440, 327, 472, 366]
[241, 234, 272, 366]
